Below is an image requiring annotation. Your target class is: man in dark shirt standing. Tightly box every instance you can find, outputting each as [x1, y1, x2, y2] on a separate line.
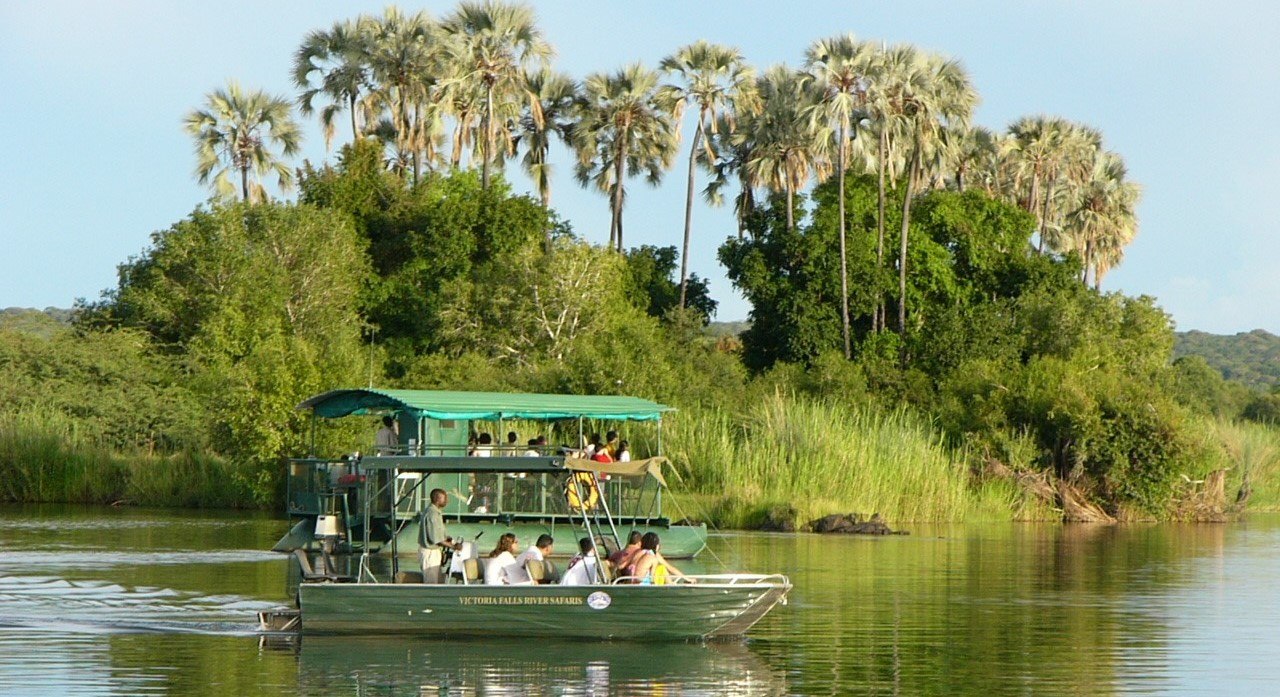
[419, 488, 460, 583]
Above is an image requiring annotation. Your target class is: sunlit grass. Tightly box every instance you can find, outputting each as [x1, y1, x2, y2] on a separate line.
[0, 408, 259, 508]
[659, 391, 1027, 527]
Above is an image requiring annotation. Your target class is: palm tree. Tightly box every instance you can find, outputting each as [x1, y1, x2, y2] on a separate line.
[292, 18, 374, 149]
[515, 68, 578, 208]
[363, 7, 441, 183]
[184, 81, 302, 203]
[894, 52, 977, 333]
[1064, 150, 1139, 287]
[737, 65, 829, 233]
[572, 63, 678, 252]
[863, 43, 919, 332]
[804, 34, 877, 359]
[442, 0, 553, 190]
[658, 41, 758, 309]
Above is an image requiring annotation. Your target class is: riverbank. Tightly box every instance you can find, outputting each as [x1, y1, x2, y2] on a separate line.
[7, 395, 1277, 526]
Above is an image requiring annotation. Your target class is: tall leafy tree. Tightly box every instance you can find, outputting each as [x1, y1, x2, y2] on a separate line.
[184, 81, 302, 203]
[657, 40, 758, 309]
[442, 0, 554, 190]
[894, 52, 976, 334]
[804, 34, 876, 359]
[572, 63, 678, 252]
[292, 18, 375, 149]
[740, 66, 828, 233]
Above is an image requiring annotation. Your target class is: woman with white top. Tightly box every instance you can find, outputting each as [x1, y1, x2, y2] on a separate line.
[484, 533, 520, 585]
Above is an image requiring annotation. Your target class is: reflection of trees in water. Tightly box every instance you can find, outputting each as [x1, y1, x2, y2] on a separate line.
[293, 636, 786, 696]
[733, 524, 1230, 695]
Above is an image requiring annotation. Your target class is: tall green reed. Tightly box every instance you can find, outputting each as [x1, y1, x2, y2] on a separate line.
[661, 391, 1021, 526]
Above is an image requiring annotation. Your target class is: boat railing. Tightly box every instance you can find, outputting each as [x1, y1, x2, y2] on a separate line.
[610, 573, 791, 587]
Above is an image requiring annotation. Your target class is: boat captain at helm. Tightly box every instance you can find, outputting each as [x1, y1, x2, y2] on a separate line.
[419, 488, 462, 583]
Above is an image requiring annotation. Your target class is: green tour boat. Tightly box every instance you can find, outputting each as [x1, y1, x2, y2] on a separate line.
[268, 450, 790, 640]
[275, 388, 708, 559]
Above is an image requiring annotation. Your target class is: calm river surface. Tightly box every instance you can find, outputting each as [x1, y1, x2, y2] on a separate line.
[1, 504, 1277, 695]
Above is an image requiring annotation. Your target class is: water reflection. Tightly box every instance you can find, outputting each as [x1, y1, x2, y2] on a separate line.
[2, 505, 1280, 695]
[284, 636, 785, 696]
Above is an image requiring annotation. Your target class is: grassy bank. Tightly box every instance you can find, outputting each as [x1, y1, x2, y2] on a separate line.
[1215, 419, 1280, 512]
[0, 409, 260, 508]
[662, 391, 1043, 527]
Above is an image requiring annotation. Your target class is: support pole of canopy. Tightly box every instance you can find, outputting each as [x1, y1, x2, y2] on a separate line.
[569, 472, 602, 584]
[591, 469, 623, 553]
[390, 466, 399, 579]
[358, 472, 375, 583]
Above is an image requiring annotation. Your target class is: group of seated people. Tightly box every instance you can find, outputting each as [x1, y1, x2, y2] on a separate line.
[467, 432, 550, 457]
[465, 430, 633, 463]
[471, 530, 687, 586]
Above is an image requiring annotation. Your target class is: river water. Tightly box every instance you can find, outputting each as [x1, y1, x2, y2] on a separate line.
[1, 504, 1277, 695]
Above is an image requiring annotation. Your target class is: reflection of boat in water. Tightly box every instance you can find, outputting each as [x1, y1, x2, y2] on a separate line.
[289, 635, 787, 695]
[274, 388, 706, 558]
[268, 388, 791, 640]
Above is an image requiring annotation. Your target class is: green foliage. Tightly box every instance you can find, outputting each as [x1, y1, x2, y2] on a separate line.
[301, 142, 554, 361]
[0, 325, 203, 451]
[90, 200, 369, 505]
[623, 245, 716, 323]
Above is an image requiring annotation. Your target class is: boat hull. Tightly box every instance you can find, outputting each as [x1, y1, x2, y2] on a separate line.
[298, 579, 789, 640]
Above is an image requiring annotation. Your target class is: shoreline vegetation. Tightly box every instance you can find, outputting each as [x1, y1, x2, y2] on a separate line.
[5, 2, 1280, 527]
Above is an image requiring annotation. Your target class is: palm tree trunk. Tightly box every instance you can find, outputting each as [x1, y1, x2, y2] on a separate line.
[1029, 173, 1043, 252]
[838, 120, 851, 360]
[349, 95, 360, 141]
[678, 116, 705, 309]
[876, 129, 888, 333]
[612, 136, 627, 252]
[483, 84, 495, 189]
[786, 185, 795, 232]
[240, 166, 250, 202]
[898, 148, 920, 334]
[1039, 177, 1057, 251]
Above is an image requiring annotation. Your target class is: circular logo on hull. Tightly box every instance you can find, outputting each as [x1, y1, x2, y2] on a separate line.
[586, 591, 612, 610]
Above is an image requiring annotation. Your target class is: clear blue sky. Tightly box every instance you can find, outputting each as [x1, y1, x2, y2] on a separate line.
[1, 1, 1275, 333]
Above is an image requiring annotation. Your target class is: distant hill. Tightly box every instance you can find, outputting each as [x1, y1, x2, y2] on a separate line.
[706, 321, 751, 338]
[0, 307, 73, 337]
[1174, 329, 1280, 390]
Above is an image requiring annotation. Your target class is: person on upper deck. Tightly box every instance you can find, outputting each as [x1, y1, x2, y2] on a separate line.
[505, 431, 519, 456]
[484, 533, 520, 585]
[630, 532, 692, 584]
[585, 433, 602, 459]
[616, 440, 631, 463]
[375, 415, 398, 455]
[560, 537, 600, 585]
[474, 433, 494, 457]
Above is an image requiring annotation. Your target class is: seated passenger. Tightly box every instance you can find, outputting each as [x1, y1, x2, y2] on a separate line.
[609, 530, 643, 568]
[560, 537, 600, 586]
[473, 432, 494, 457]
[507, 534, 555, 584]
[630, 532, 692, 584]
[484, 533, 520, 585]
[616, 439, 631, 463]
[523, 438, 540, 457]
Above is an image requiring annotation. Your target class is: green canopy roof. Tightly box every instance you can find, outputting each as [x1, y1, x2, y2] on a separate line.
[297, 388, 672, 422]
